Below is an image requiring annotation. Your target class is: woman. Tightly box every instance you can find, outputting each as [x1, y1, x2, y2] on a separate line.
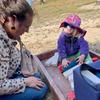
[0, 0, 47, 100]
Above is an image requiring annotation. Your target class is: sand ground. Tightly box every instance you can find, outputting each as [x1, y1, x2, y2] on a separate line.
[21, 2, 100, 55]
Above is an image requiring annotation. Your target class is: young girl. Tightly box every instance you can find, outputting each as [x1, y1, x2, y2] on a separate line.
[58, 14, 92, 67]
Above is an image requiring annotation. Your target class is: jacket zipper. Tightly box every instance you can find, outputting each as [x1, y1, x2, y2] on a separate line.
[71, 37, 73, 52]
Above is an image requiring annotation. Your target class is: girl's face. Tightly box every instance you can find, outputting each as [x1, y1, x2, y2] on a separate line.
[6, 15, 33, 39]
[63, 24, 74, 35]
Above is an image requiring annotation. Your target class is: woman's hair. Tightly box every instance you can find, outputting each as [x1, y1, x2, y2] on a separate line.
[0, 0, 35, 24]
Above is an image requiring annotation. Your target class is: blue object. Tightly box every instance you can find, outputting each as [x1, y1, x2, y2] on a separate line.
[89, 60, 100, 78]
[0, 72, 47, 100]
[88, 60, 100, 70]
[96, 72, 100, 78]
[74, 60, 100, 100]
[62, 59, 78, 72]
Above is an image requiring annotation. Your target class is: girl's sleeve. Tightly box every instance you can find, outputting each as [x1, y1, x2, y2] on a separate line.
[0, 38, 26, 95]
[57, 35, 67, 61]
[78, 36, 89, 57]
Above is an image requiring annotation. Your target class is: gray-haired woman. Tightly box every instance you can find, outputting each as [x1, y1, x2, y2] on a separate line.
[0, 0, 47, 100]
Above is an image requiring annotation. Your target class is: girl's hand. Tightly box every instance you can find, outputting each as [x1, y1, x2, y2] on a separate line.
[62, 58, 70, 67]
[25, 76, 44, 90]
[78, 54, 85, 64]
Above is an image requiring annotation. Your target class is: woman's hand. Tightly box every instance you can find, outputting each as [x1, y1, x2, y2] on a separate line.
[62, 58, 70, 67]
[25, 76, 44, 90]
[78, 54, 85, 64]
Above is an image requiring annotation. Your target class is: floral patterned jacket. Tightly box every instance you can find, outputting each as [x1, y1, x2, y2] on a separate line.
[0, 25, 26, 95]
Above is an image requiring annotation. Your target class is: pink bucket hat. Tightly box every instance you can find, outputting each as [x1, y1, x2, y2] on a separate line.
[60, 14, 87, 35]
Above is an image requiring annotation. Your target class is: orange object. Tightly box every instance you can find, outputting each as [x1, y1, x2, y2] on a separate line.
[58, 58, 75, 73]
[67, 91, 75, 100]
[58, 65, 63, 73]
[69, 58, 75, 63]
[92, 57, 99, 62]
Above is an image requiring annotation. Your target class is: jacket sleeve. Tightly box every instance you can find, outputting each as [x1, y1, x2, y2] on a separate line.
[78, 36, 89, 57]
[0, 38, 26, 95]
[57, 35, 67, 61]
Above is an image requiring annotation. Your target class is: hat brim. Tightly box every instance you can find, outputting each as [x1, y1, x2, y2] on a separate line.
[60, 22, 87, 35]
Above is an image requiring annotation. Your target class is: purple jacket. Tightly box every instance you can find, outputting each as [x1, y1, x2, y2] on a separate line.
[57, 32, 89, 61]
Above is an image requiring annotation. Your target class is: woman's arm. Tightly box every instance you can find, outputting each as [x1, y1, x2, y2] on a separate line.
[0, 38, 26, 95]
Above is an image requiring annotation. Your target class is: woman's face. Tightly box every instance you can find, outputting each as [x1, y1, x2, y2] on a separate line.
[6, 15, 33, 39]
[16, 16, 33, 36]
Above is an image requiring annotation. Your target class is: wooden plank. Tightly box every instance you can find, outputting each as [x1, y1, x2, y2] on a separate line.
[89, 50, 100, 58]
[46, 66, 71, 97]
[33, 55, 66, 100]
[37, 49, 57, 61]
[37, 49, 100, 60]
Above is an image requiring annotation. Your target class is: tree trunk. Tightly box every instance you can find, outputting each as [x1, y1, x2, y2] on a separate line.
[40, 0, 45, 4]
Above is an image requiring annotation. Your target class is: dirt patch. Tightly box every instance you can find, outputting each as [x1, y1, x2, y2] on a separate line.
[80, 2, 100, 10]
[21, 15, 100, 55]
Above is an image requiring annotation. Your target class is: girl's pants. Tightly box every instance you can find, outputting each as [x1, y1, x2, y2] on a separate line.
[66, 51, 93, 64]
